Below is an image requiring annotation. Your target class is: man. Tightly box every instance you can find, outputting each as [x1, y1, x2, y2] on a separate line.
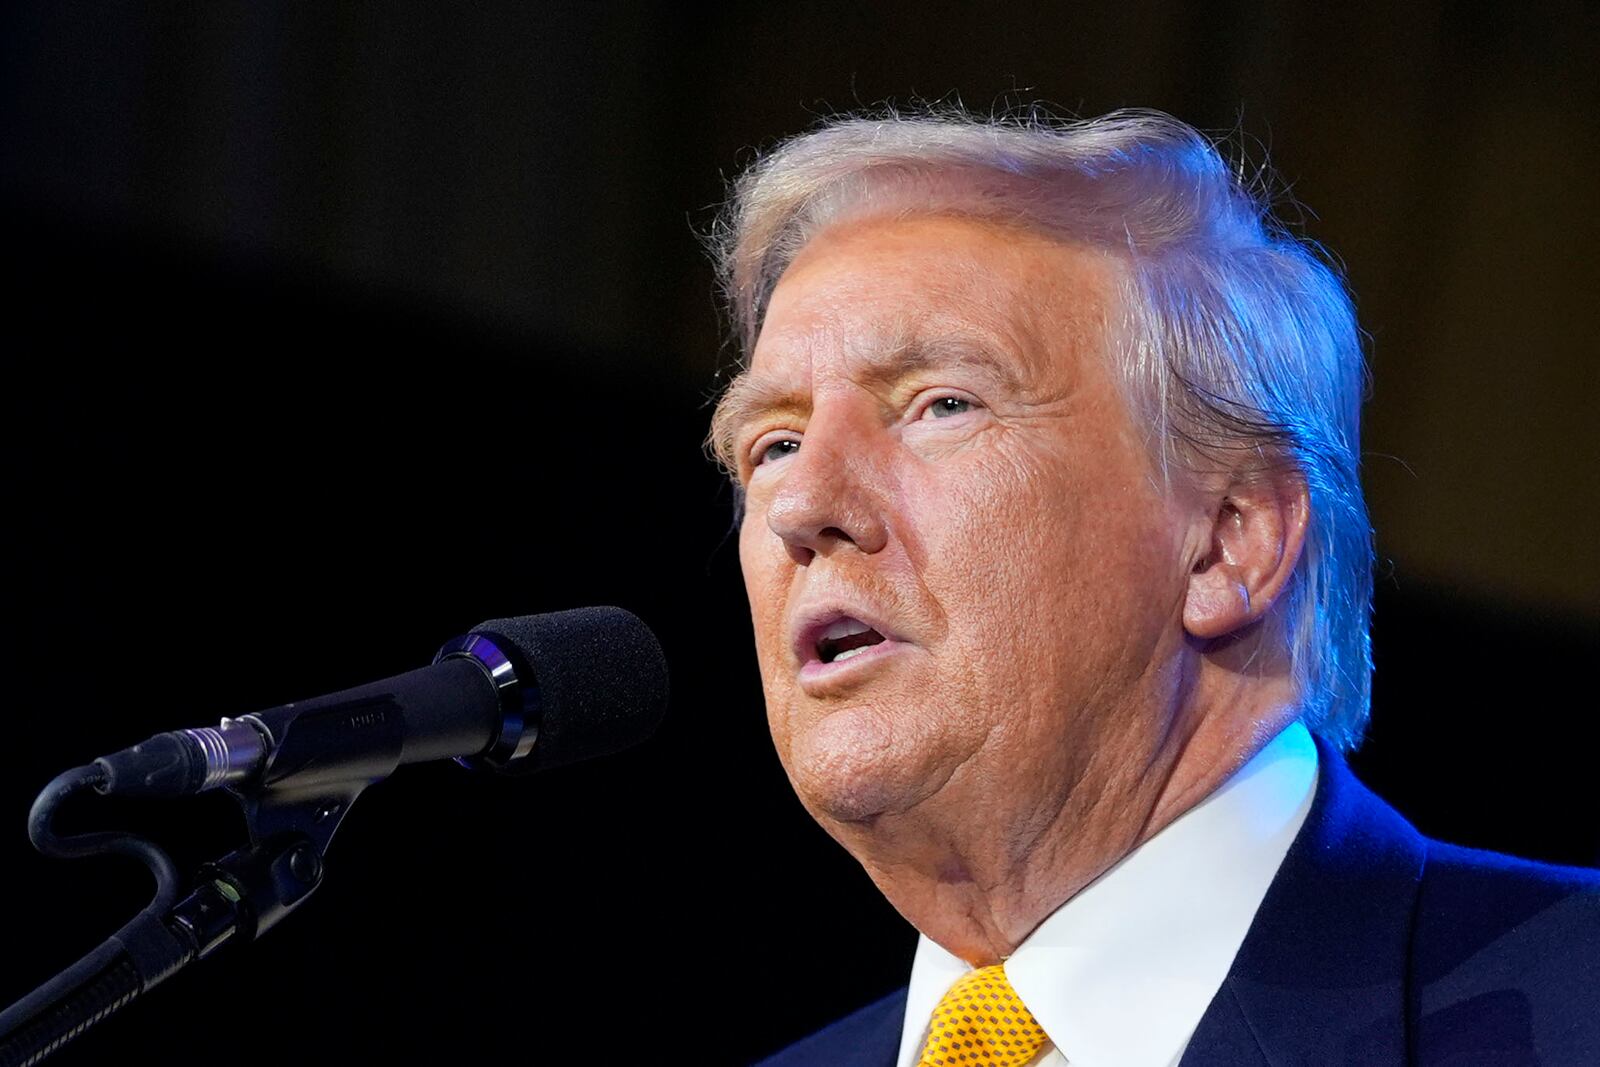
[708, 108, 1600, 1066]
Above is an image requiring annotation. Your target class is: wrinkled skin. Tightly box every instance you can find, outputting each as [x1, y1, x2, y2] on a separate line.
[726, 214, 1304, 963]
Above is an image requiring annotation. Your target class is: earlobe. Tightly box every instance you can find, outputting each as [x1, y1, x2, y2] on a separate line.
[1182, 475, 1309, 641]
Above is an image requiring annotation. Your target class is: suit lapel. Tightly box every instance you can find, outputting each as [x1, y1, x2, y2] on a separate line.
[1178, 981, 1272, 1067]
[851, 991, 907, 1067]
[1182, 740, 1427, 1066]
[753, 987, 907, 1066]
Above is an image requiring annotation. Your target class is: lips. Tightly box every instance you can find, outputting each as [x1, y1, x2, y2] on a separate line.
[791, 605, 905, 684]
[815, 616, 887, 664]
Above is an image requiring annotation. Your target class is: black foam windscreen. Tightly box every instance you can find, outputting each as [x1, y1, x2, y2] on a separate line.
[469, 607, 668, 771]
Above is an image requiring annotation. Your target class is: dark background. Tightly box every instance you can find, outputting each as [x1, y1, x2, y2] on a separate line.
[3, 3, 1597, 1064]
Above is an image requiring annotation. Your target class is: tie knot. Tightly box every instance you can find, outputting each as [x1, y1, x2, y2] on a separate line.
[917, 963, 1050, 1066]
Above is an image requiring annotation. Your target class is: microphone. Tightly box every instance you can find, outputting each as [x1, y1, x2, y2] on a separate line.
[92, 607, 669, 797]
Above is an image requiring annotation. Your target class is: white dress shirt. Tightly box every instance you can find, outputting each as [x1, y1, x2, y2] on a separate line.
[894, 720, 1319, 1067]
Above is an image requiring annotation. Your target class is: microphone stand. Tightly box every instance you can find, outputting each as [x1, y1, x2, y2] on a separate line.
[0, 767, 367, 1066]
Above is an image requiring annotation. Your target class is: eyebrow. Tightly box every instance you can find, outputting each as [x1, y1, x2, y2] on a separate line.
[709, 333, 1025, 470]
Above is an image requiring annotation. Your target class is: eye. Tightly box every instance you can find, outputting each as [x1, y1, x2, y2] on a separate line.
[751, 435, 800, 468]
[919, 394, 979, 420]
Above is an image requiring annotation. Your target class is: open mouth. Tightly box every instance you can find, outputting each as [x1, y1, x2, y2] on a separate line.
[815, 617, 887, 664]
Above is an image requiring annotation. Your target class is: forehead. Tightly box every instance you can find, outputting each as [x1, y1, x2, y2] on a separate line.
[749, 214, 1115, 383]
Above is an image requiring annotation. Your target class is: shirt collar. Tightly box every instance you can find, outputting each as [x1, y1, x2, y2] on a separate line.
[896, 720, 1319, 1067]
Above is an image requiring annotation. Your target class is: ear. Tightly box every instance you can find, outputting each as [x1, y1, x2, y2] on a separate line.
[1183, 470, 1310, 641]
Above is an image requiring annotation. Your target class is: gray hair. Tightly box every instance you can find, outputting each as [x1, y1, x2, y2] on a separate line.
[708, 107, 1372, 750]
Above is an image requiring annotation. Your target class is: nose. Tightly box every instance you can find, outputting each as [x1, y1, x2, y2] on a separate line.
[764, 411, 890, 563]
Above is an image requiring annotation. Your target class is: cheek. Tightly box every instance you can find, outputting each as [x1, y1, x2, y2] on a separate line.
[737, 515, 786, 659]
[907, 436, 1180, 694]
[738, 510, 802, 753]
[909, 444, 1073, 610]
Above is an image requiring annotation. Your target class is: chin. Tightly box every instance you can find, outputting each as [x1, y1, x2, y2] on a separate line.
[785, 703, 941, 825]
[798, 774, 898, 825]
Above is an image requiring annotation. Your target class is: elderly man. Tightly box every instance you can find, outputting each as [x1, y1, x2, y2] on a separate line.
[708, 109, 1599, 1066]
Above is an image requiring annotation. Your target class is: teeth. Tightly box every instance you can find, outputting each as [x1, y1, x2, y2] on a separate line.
[821, 617, 872, 641]
[831, 645, 872, 663]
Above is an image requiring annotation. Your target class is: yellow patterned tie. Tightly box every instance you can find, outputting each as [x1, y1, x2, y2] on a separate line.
[916, 963, 1051, 1066]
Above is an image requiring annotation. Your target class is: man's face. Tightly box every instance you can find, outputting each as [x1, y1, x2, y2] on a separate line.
[729, 214, 1196, 867]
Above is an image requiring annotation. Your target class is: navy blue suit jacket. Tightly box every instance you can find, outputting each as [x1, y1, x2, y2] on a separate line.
[756, 743, 1600, 1065]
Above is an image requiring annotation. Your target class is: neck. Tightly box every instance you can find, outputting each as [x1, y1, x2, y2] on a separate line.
[843, 673, 1299, 965]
